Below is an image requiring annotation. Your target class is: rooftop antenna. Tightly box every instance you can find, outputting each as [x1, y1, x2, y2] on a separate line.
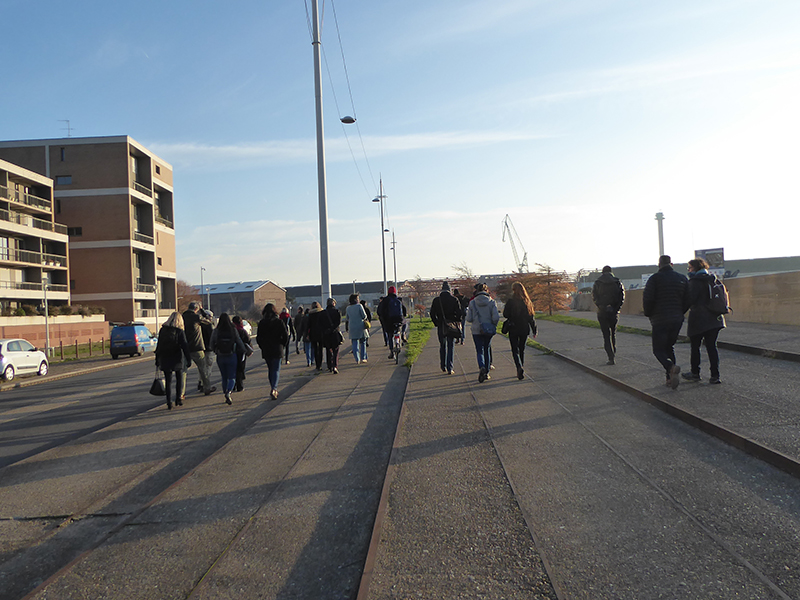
[59, 120, 73, 137]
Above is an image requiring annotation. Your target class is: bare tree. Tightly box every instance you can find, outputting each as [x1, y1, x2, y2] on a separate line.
[176, 280, 200, 312]
[451, 261, 479, 294]
[520, 265, 575, 315]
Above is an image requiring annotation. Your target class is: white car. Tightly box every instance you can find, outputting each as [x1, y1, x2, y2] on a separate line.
[242, 320, 253, 336]
[0, 338, 49, 381]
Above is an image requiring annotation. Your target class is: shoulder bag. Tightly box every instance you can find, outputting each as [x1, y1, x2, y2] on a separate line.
[440, 299, 462, 340]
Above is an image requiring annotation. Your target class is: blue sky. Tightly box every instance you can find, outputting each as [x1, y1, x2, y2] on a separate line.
[4, 0, 800, 287]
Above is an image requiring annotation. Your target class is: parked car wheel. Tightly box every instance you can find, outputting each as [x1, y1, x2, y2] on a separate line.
[111, 353, 119, 360]
[3, 365, 14, 382]
[37, 361, 48, 376]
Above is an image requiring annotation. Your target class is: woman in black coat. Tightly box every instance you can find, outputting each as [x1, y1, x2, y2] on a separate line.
[256, 303, 289, 399]
[683, 258, 726, 384]
[154, 311, 191, 410]
[322, 298, 342, 374]
[502, 281, 537, 380]
[306, 301, 325, 371]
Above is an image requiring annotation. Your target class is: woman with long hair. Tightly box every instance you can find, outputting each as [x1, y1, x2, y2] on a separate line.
[256, 303, 289, 399]
[683, 258, 725, 384]
[154, 311, 191, 410]
[210, 312, 246, 405]
[323, 297, 342, 373]
[502, 281, 537, 380]
[306, 301, 325, 371]
[232, 315, 252, 392]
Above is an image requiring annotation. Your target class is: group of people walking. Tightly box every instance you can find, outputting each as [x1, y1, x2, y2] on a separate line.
[596, 255, 726, 388]
[431, 281, 537, 382]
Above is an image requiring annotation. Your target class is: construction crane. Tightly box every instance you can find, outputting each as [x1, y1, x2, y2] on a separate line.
[501, 214, 529, 273]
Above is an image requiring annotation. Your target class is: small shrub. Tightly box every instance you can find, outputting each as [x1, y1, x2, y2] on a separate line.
[22, 304, 38, 316]
[77, 305, 90, 316]
[14, 307, 26, 316]
[58, 305, 74, 316]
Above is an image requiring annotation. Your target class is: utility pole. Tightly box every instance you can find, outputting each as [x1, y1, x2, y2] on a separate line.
[655, 212, 665, 256]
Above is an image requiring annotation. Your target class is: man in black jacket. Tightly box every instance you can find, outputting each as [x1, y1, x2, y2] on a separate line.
[430, 281, 464, 374]
[643, 255, 690, 388]
[181, 302, 215, 395]
[592, 266, 625, 365]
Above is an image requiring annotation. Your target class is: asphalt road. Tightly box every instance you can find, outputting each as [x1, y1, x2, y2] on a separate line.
[0, 358, 159, 469]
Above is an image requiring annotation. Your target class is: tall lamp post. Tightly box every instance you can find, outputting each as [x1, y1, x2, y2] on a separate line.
[42, 273, 50, 357]
[200, 267, 205, 309]
[373, 179, 388, 296]
[390, 230, 398, 290]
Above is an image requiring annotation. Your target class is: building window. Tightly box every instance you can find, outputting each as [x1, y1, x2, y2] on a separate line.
[155, 165, 161, 175]
[55, 175, 72, 185]
[60, 147, 65, 161]
[67, 227, 82, 236]
[55, 199, 61, 214]
[70, 279, 76, 290]
[157, 257, 162, 266]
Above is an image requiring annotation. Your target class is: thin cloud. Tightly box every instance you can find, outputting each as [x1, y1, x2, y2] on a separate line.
[150, 130, 548, 171]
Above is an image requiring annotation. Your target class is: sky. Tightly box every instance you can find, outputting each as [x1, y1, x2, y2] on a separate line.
[3, 0, 800, 288]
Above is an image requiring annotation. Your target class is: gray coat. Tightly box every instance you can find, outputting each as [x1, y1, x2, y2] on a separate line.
[346, 303, 368, 340]
[466, 292, 500, 335]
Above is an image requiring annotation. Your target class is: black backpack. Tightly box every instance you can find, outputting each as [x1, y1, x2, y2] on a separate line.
[215, 330, 235, 355]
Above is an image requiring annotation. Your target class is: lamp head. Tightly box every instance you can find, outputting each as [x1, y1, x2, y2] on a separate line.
[340, 116, 356, 124]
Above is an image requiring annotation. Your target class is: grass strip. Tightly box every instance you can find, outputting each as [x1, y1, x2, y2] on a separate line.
[404, 318, 435, 367]
[535, 313, 653, 337]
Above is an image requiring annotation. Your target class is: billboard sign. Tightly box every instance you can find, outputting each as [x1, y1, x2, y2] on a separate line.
[695, 248, 725, 278]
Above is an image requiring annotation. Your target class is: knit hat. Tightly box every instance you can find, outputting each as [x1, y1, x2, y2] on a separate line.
[442, 281, 451, 291]
[388, 286, 397, 294]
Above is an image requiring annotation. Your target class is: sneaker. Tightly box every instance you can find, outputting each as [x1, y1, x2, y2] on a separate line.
[271, 389, 279, 399]
[478, 368, 487, 383]
[388, 353, 394, 359]
[176, 396, 184, 406]
[448, 369, 455, 375]
[361, 359, 368, 364]
[441, 367, 447, 373]
[333, 367, 339, 374]
[681, 372, 701, 382]
[709, 377, 721, 384]
[670, 364, 681, 389]
[285, 360, 290, 365]
[224, 392, 232, 405]
[607, 358, 615, 366]
[205, 385, 217, 396]
[517, 366, 524, 380]
[489, 365, 495, 370]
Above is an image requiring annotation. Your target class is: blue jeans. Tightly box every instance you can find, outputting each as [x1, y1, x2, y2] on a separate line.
[351, 338, 367, 362]
[472, 334, 492, 371]
[437, 329, 454, 372]
[265, 357, 281, 390]
[216, 353, 237, 394]
[304, 341, 315, 366]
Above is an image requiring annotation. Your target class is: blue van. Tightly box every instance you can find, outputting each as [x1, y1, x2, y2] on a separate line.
[110, 322, 157, 359]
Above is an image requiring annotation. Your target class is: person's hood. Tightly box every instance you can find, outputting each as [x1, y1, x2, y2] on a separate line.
[689, 270, 714, 282]
[473, 292, 492, 307]
[439, 290, 452, 298]
[309, 306, 323, 314]
[596, 272, 619, 284]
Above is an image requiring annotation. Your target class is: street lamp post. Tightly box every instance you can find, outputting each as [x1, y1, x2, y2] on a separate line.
[200, 267, 205, 309]
[390, 230, 398, 290]
[373, 178, 388, 296]
[42, 273, 50, 357]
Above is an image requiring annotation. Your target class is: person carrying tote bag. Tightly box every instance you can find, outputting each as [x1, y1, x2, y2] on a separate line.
[430, 281, 464, 375]
[154, 312, 191, 410]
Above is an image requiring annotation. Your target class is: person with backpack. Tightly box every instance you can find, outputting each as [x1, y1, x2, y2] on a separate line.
[643, 255, 690, 389]
[377, 286, 406, 359]
[257, 303, 289, 399]
[453, 289, 470, 344]
[210, 313, 247, 405]
[232, 315, 252, 392]
[430, 281, 464, 375]
[154, 312, 191, 410]
[592, 266, 626, 365]
[682, 258, 726, 384]
[503, 281, 537, 380]
[322, 298, 343, 373]
[307, 302, 325, 371]
[466, 283, 500, 383]
[279, 308, 295, 365]
[181, 302, 215, 396]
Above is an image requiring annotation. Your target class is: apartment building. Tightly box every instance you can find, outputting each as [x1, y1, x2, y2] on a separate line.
[0, 136, 177, 326]
[0, 159, 70, 313]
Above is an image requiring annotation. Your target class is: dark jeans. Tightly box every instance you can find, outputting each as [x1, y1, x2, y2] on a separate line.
[472, 334, 492, 371]
[597, 311, 618, 360]
[437, 329, 455, 372]
[651, 320, 683, 376]
[216, 353, 237, 394]
[162, 368, 184, 404]
[508, 332, 527, 368]
[235, 354, 247, 391]
[326, 345, 340, 370]
[265, 357, 282, 390]
[690, 328, 721, 378]
[312, 340, 324, 369]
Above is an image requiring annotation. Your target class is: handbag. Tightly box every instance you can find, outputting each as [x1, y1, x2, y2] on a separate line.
[149, 367, 166, 396]
[501, 319, 510, 335]
[439, 300, 462, 339]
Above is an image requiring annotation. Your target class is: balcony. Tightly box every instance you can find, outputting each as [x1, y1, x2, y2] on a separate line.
[136, 309, 157, 318]
[0, 185, 52, 212]
[155, 214, 174, 229]
[0, 208, 68, 235]
[133, 231, 154, 245]
[0, 248, 68, 267]
[135, 283, 156, 294]
[0, 280, 69, 293]
[133, 182, 152, 197]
